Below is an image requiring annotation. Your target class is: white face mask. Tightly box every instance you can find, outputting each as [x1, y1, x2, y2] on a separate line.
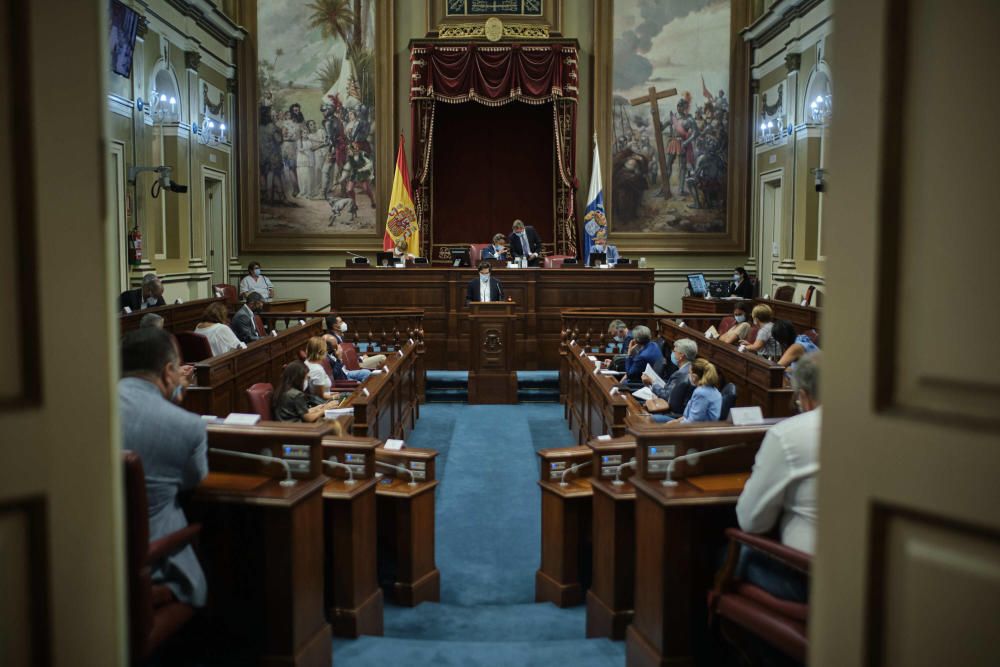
[735, 314, 746, 323]
[339, 322, 348, 333]
[733, 273, 740, 281]
[146, 296, 158, 306]
[480, 274, 490, 283]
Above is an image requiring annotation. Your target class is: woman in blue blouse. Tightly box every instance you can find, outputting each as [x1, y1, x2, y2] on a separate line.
[665, 359, 722, 424]
[777, 329, 820, 368]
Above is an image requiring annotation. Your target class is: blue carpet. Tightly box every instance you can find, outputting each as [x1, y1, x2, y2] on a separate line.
[335, 403, 624, 666]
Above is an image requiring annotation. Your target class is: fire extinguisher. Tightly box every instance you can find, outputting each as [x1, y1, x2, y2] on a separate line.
[128, 225, 142, 266]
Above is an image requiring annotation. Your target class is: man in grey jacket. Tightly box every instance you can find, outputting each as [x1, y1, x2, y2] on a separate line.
[231, 292, 266, 344]
[119, 327, 209, 606]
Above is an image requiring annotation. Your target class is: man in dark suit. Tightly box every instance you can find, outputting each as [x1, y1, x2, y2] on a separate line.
[508, 219, 542, 266]
[119, 273, 166, 312]
[465, 261, 504, 305]
[231, 292, 266, 344]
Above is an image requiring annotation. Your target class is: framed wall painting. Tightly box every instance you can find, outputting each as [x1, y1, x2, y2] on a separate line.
[594, 0, 752, 253]
[237, 0, 394, 252]
[426, 0, 562, 37]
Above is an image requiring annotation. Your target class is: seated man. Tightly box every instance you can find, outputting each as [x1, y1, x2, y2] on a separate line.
[231, 292, 266, 344]
[324, 335, 372, 383]
[508, 219, 542, 266]
[326, 314, 388, 370]
[586, 234, 620, 266]
[644, 337, 697, 420]
[465, 261, 505, 304]
[119, 273, 166, 312]
[735, 352, 821, 602]
[140, 313, 164, 329]
[481, 233, 511, 261]
[118, 327, 208, 607]
[622, 325, 663, 385]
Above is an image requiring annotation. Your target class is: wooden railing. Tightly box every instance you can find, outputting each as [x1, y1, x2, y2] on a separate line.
[341, 339, 420, 442]
[119, 296, 225, 336]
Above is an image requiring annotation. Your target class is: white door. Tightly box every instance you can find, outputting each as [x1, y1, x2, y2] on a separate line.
[758, 173, 782, 297]
[204, 175, 226, 284]
[812, 0, 1000, 665]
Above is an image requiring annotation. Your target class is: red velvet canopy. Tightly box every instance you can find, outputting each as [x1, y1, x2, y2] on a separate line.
[410, 42, 579, 259]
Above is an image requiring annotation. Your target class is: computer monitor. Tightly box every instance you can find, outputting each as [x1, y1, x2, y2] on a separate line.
[413, 256, 429, 265]
[709, 280, 731, 297]
[448, 247, 471, 267]
[589, 252, 607, 267]
[686, 273, 708, 296]
[375, 252, 395, 267]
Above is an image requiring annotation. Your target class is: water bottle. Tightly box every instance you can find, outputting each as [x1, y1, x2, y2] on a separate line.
[638, 257, 646, 268]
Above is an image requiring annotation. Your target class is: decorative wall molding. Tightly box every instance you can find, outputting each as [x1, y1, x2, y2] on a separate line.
[771, 270, 825, 286]
[742, 0, 826, 45]
[749, 12, 832, 80]
[107, 93, 134, 118]
[138, 4, 237, 78]
[161, 0, 246, 46]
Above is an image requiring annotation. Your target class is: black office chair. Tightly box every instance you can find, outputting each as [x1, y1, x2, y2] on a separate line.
[720, 383, 737, 421]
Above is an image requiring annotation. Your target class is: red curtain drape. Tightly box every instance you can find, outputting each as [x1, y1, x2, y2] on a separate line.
[410, 42, 579, 258]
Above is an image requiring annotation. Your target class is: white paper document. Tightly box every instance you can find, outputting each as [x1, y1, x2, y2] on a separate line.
[643, 363, 666, 388]
[384, 439, 406, 451]
[704, 325, 719, 339]
[631, 386, 655, 401]
[729, 406, 764, 426]
[223, 413, 260, 426]
[597, 434, 612, 441]
[325, 408, 354, 420]
[599, 369, 624, 376]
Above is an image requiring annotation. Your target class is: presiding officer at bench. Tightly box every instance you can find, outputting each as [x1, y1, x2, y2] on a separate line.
[466, 261, 505, 305]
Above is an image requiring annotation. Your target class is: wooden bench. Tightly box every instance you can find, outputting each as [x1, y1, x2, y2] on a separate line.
[119, 296, 225, 336]
[340, 339, 420, 441]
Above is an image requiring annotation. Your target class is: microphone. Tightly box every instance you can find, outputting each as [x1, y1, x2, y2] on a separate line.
[376, 460, 416, 486]
[611, 457, 637, 486]
[346, 251, 366, 259]
[209, 447, 297, 487]
[558, 460, 591, 487]
[662, 444, 743, 487]
[323, 457, 356, 485]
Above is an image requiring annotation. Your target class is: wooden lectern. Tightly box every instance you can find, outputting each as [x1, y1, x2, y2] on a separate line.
[467, 300, 518, 403]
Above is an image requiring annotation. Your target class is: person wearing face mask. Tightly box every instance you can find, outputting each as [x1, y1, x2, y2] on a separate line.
[644, 338, 698, 421]
[466, 261, 505, 305]
[239, 261, 274, 301]
[730, 266, 754, 299]
[118, 327, 209, 607]
[586, 233, 620, 266]
[323, 335, 373, 382]
[119, 273, 166, 312]
[231, 292, 268, 344]
[734, 352, 821, 602]
[719, 301, 754, 339]
[272, 360, 343, 423]
[507, 219, 542, 266]
[661, 358, 722, 424]
[481, 233, 510, 261]
[194, 302, 244, 357]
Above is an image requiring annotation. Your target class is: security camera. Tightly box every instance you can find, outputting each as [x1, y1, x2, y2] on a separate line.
[128, 165, 188, 196]
[813, 168, 826, 194]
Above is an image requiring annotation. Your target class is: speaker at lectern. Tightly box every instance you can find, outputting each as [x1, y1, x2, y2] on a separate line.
[467, 301, 518, 404]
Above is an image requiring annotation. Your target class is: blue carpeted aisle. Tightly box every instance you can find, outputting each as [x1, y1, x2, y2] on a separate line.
[333, 403, 624, 666]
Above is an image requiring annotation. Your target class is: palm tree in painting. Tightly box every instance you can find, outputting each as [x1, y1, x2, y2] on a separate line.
[306, 0, 354, 44]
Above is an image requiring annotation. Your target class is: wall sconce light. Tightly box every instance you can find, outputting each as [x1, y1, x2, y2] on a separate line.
[148, 89, 177, 124]
[759, 116, 786, 144]
[191, 115, 227, 146]
[810, 94, 832, 124]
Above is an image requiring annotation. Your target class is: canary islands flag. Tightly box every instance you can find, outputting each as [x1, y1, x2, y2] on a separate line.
[582, 137, 607, 261]
[383, 135, 419, 254]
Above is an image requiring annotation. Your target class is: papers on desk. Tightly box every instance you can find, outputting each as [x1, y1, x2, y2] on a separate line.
[631, 386, 655, 401]
[223, 413, 261, 425]
[369, 368, 385, 374]
[704, 325, 719, 339]
[643, 364, 666, 389]
[598, 369, 624, 376]
[597, 434, 612, 441]
[587, 355, 598, 362]
[729, 406, 764, 426]
[384, 439, 405, 451]
[325, 407, 354, 420]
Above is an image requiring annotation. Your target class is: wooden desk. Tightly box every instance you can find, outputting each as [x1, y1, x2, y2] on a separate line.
[182, 319, 324, 416]
[330, 267, 654, 369]
[755, 297, 821, 335]
[657, 319, 795, 418]
[535, 446, 593, 607]
[586, 436, 638, 640]
[564, 341, 645, 444]
[374, 447, 440, 606]
[264, 298, 309, 313]
[193, 423, 333, 667]
[119, 296, 224, 336]
[321, 436, 383, 638]
[624, 423, 772, 667]
[341, 340, 419, 441]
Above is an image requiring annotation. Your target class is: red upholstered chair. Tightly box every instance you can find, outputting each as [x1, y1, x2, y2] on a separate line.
[175, 332, 213, 363]
[340, 342, 362, 371]
[719, 316, 737, 334]
[320, 356, 359, 390]
[773, 285, 795, 302]
[708, 528, 811, 664]
[213, 283, 239, 307]
[246, 383, 274, 420]
[469, 243, 489, 265]
[123, 451, 201, 665]
[543, 254, 574, 269]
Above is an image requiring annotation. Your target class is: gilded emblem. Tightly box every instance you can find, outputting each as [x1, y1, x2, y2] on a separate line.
[485, 17, 503, 42]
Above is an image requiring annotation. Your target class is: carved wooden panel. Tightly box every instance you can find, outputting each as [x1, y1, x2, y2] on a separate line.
[878, 0, 1000, 426]
[0, 500, 49, 666]
[479, 325, 507, 370]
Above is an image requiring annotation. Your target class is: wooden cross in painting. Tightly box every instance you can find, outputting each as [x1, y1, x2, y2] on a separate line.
[629, 86, 678, 197]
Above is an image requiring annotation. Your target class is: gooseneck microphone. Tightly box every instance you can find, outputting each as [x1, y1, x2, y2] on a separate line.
[611, 458, 637, 486]
[558, 460, 591, 487]
[323, 458, 356, 485]
[662, 444, 743, 487]
[376, 460, 417, 486]
[209, 448, 297, 487]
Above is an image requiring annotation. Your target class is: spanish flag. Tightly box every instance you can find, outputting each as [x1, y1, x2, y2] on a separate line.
[383, 135, 419, 254]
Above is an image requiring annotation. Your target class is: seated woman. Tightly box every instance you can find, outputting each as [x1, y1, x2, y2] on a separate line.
[777, 328, 820, 368]
[304, 336, 341, 400]
[730, 266, 754, 299]
[272, 361, 342, 423]
[392, 237, 416, 261]
[663, 359, 722, 425]
[718, 301, 753, 337]
[194, 302, 244, 356]
[720, 303, 772, 346]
